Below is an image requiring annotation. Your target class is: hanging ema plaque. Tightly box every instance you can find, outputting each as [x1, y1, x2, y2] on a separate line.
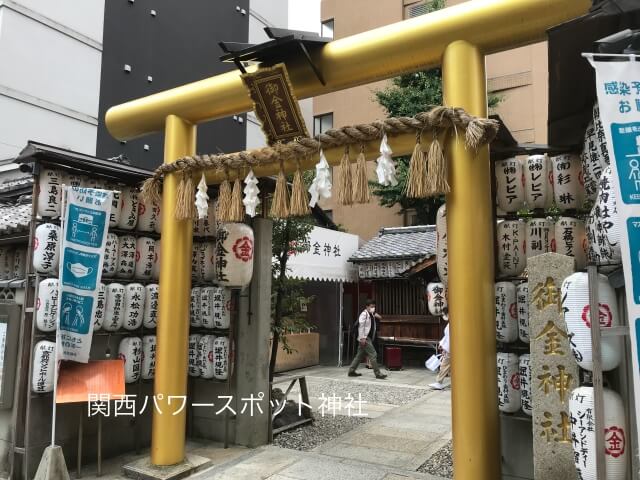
[241, 63, 309, 145]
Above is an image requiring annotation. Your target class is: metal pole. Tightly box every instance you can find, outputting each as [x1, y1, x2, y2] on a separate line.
[77, 404, 83, 478]
[338, 281, 344, 367]
[151, 115, 196, 465]
[587, 264, 607, 479]
[443, 40, 500, 480]
[97, 415, 102, 477]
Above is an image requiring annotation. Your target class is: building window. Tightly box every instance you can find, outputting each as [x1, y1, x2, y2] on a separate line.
[404, 208, 420, 226]
[404, 1, 440, 19]
[321, 19, 334, 39]
[313, 113, 333, 136]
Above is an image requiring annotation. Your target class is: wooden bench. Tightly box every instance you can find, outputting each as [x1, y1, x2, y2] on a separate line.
[376, 315, 443, 365]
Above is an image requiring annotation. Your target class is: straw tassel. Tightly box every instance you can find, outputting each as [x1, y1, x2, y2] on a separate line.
[216, 175, 232, 222]
[338, 147, 353, 206]
[229, 176, 245, 222]
[175, 173, 196, 220]
[406, 133, 429, 198]
[290, 161, 310, 216]
[353, 145, 370, 204]
[141, 177, 162, 206]
[426, 131, 450, 195]
[270, 163, 290, 218]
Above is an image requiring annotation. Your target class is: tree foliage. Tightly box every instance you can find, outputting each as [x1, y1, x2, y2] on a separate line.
[370, 0, 501, 224]
[269, 216, 315, 383]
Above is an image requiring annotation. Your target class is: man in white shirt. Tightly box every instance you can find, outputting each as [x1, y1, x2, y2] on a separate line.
[430, 308, 450, 390]
[348, 299, 387, 379]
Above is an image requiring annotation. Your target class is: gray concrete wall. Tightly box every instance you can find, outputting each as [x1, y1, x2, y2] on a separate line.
[233, 218, 272, 448]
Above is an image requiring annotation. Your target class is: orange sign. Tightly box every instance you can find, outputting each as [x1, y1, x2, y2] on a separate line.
[56, 360, 125, 404]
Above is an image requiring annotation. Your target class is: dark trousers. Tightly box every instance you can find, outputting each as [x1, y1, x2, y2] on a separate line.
[348, 338, 380, 375]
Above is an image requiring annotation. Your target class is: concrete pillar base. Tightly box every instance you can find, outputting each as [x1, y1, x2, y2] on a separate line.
[122, 454, 211, 480]
[34, 445, 70, 480]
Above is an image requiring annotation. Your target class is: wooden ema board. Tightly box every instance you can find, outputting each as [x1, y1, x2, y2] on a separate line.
[56, 360, 125, 404]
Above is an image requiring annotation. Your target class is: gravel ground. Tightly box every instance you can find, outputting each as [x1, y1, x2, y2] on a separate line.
[417, 440, 453, 478]
[273, 414, 371, 451]
[305, 377, 429, 406]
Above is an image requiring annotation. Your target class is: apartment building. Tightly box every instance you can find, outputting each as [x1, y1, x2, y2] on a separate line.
[314, 0, 549, 240]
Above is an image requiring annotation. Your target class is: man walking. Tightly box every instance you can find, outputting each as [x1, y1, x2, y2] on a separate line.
[430, 308, 450, 390]
[348, 299, 387, 379]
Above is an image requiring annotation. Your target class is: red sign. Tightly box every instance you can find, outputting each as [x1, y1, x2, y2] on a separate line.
[233, 236, 253, 262]
[581, 303, 613, 328]
[605, 426, 625, 458]
[510, 373, 520, 390]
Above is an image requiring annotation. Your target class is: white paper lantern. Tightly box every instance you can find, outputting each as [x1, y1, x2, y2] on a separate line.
[497, 352, 520, 413]
[213, 287, 232, 329]
[37, 169, 62, 218]
[118, 337, 142, 383]
[116, 235, 136, 279]
[12, 248, 27, 279]
[141, 335, 156, 380]
[592, 103, 611, 169]
[569, 386, 627, 480]
[526, 218, 555, 259]
[497, 220, 526, 277]
[213, 336, 229, 380]
[199, 335, 216, 379]
[436, 204, 448, 285]
[519, 354, 532, 416]
[580, 114, 607, 201]
[201, 242, 216, 281]
[201, 286, 215, 329]
[525, 155, 553, 209]
[117, 187, 139, 230]
[0, 248, 14, 280]
[94, 283, 106, 331]
[137, 198, 160, 232]
[426, 282, 447, 316]
[188, 334, 202, 377]
[495, 157, 525, 212]
[105, 183, 122, 227]
[152, 239, 161, 280]
[154, 204, 162, 234]
[215, 223, 254, 287]
[561, 272, 621, 372]
[103, 283, 125, 331]
[192, 241, 201, 281]
[517, 282, 529, 343]
[586, 167, 621, 266]
[199, 200, 216, 237]
[551, 154, 583, 210]
[36, 279, 59, 332]
[32, 341, 56, 393]
[134, 237, 156, 280]
[190, 287, 202, 328]
[495, 282, 518, 343]
[123, 283, 145, 330]
[63, 173, 83, 189]
[103, 233, 118, 277]
[33, 223, 60, 274]
[555, 217, 587, 270]
[143, 284, 159, 329]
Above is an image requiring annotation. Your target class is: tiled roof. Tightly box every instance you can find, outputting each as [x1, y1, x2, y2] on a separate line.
[0, 202, 32, 235]
[0, 176, 33, 193]
[349, 225, 436, 263]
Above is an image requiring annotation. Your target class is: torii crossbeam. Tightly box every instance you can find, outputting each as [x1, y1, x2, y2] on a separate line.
[105, 1, 590, 478]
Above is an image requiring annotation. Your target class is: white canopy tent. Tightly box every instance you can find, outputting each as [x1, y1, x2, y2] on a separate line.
[283, 227, 360, 366]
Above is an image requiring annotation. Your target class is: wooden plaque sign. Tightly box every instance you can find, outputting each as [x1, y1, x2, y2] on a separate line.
[241, 63, 309, 145]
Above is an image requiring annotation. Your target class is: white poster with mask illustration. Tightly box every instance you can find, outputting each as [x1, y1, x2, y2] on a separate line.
[57, 186, 112, 363]
[590, 56, 640, 443]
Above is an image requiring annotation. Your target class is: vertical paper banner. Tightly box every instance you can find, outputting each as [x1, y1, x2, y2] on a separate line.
[57, 187, 112, 363]
[590, 57, 640, 444]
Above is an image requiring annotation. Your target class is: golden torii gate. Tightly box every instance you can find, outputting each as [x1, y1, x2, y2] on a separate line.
[106, 0, 589, 478]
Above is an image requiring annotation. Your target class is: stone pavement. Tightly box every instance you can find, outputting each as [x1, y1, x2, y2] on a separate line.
[194, 368, 452, 480]
[79, 366, 452, 480]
